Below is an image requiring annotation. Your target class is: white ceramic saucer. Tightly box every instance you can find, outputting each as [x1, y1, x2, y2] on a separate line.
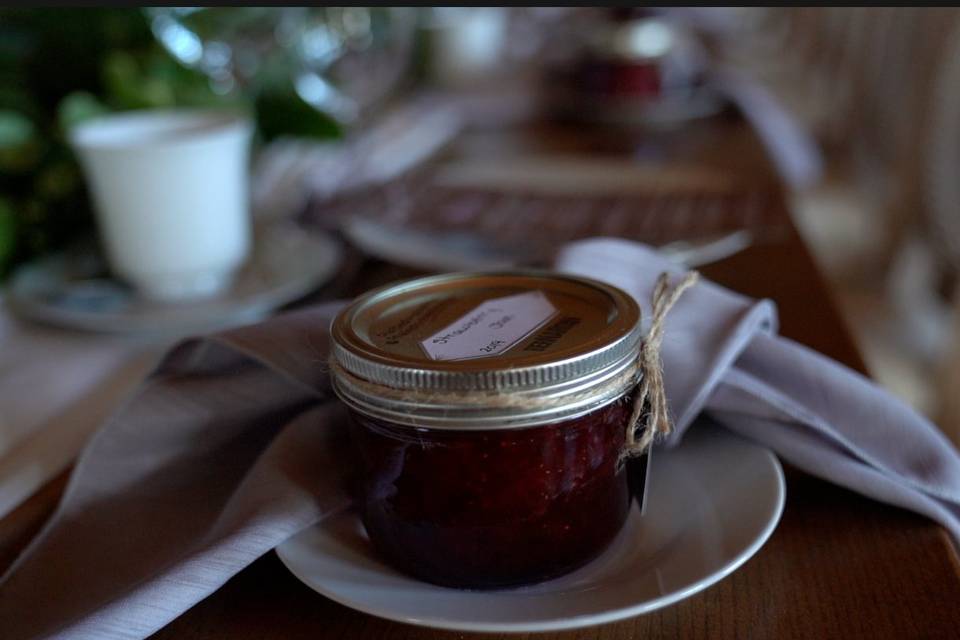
[7, 224, 343, 338]
[276, 421, 785, 633]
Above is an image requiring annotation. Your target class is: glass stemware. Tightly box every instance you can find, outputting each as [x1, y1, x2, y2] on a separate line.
[146, 7, 287, 95]
[279, 7, 417, 125]
[146, 7, 417, 127]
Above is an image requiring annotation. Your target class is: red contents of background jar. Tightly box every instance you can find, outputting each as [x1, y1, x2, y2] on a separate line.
[347, 399, 632, 590]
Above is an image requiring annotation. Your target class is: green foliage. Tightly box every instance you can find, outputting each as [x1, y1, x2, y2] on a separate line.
[256, 86, 343, 142]
[0, 110, 42, 174]
[0, 198, 15, 272]
[57, 93, 110, 132]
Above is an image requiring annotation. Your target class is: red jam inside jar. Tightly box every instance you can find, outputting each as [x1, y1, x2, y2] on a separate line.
[331, 272, 643, 589]
[347, 399, 632, 588]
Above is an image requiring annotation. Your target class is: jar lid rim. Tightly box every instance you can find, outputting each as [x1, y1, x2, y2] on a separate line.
[330, 271, 642, 427]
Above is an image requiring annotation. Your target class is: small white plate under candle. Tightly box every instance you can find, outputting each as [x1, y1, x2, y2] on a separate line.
[7, 225, 343, 338]
[276, 420, 785, 633]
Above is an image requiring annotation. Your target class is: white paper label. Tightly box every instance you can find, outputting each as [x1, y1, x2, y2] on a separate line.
[420, 291, 557, 361]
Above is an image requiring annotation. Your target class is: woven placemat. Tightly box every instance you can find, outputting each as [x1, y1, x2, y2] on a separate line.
[303, 157, 782, 248]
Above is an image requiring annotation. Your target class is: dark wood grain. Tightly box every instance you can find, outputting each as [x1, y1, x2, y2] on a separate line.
[149, 471, 960, 640]
[3, 114, 960, 639]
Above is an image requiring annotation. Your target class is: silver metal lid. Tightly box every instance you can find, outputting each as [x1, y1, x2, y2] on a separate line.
[330, 271, 642, 429]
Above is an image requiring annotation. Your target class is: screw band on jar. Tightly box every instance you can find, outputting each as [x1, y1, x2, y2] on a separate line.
[329, 354, 641, 429]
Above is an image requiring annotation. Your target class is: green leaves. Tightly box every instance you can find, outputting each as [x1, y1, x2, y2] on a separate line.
[99, 48, 248, 114]
[0, 109, 42, 174]
[255, 84, 343, 142]
[57, 92, 110, 132]
[102, 51, 174, 110]
[0, 197, 16, 275]
[0, 109, 35, 147]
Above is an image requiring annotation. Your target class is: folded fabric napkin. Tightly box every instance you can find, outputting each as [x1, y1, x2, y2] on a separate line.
[0, 304, 159, 521]
[3, 238, 960, 640]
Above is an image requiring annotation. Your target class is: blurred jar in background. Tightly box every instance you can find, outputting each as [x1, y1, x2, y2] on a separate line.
[540, 8, 720, 128]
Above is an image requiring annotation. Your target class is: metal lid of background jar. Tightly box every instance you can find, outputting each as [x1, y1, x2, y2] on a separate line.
[330, 271, 642, 429]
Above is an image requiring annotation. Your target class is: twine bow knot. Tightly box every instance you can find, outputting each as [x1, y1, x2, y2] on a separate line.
[622, 270, 700, 459]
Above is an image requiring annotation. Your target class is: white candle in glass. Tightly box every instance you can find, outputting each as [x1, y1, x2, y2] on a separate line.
[70, 109, 254, 302]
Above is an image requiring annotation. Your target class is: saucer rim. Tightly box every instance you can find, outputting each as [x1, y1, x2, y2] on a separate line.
[276, 428, 786, 633]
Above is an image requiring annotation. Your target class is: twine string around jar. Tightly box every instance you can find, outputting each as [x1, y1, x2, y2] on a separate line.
[329, 270, 699, 456]
[622, 270, 700, 460]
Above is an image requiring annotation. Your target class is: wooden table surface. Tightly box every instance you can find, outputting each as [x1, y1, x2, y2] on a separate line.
[3, 113, 960, 639]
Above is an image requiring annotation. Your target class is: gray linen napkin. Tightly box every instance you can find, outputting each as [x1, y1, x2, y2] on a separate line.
[558, 239, 960, 539]
[4, 240, 960, 639]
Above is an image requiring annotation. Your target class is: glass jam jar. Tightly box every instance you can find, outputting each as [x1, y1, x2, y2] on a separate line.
[330, 272, 643, 589]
